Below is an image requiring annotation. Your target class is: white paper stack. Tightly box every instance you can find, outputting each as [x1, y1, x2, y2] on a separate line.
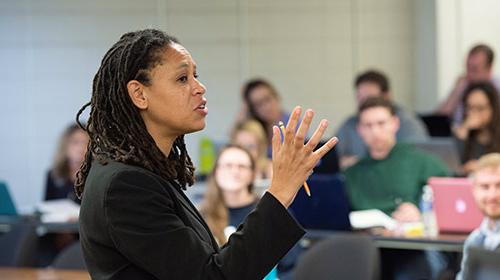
[349, 209, 397, 230]
[37, 199, 80, 223]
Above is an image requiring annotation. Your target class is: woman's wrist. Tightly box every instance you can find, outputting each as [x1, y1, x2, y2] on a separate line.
[267, 187, 292, 209]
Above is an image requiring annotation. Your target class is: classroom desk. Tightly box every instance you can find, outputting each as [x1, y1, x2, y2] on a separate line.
[35, 221, 79, 236]
[0, 216, 79, 236]
[373, 233, 466, 252]
[301, 230, 468, 252]
[0, 267, 90, 280]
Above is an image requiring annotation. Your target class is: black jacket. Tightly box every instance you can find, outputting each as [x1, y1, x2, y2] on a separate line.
[79, 160, 305, 280]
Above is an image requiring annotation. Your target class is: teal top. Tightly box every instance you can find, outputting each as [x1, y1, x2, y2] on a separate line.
[344, 143, 449, 215]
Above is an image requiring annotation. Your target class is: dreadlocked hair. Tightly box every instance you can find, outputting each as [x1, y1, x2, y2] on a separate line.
[75, 29, 195, 198]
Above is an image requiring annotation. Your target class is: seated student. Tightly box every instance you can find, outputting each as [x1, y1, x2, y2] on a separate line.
[231, 120, 273, 180]
[234, 79, 291, 156]
[336, 70, 428, 169]
[436, 44, 500, 121]
[457, 153, 500, 280]
[344, 97, 450, 279]
[344, 97, 449, 219]
[199, 144, 258, 245]
[453, 82, 500, 174]
[39, 123, 88, 266]
[45, 123, 89, 203]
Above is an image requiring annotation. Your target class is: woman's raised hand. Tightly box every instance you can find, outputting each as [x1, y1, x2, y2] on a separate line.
[268, 106, 338, 208]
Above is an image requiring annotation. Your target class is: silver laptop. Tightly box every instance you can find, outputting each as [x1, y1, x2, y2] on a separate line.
[412, 137, 461, 173]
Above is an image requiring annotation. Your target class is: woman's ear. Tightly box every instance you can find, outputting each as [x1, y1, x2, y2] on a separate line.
[127, 80, 148, 109]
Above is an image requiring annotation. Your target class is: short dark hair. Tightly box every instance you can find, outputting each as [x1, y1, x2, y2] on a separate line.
[469, 44, 495, 67]
[354, 70, 390, 93]
[358, 97, 396, 118]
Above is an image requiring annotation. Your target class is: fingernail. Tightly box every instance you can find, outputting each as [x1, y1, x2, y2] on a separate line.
[321, 119, 328, 127]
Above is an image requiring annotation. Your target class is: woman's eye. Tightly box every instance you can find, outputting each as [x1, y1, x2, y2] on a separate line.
[178, 76, 188, 82]
[194, 73, 199, 79]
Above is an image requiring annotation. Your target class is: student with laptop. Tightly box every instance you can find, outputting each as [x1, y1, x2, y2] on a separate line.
[457, 153, 500, 279]
[343, 97, 450, 279]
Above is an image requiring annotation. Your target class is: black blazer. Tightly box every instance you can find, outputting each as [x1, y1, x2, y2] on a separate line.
[79, 160, 305, 280]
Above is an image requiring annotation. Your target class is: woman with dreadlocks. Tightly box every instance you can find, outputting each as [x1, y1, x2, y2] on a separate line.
[76, 29, 337, 280]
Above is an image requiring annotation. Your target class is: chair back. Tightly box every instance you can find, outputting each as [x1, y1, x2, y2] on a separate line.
[294, 233, 380, 280]
[51, 241, 86, 270]
[0, 221, 38, 266]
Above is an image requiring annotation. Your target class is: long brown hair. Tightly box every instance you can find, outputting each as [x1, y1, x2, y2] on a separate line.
[461, 82, 500, 161]
[242, 79, 280, 139]
[75, 29, 195, 198]
[51, 123, 87, 183]
[231, 120, 271, 179]
[199, 144, 256, 244]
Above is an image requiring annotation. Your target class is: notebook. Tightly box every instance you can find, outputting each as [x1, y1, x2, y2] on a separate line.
[429, 177, 483, 233]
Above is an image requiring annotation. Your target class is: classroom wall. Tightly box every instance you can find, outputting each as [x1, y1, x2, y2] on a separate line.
[435, 0, 500, 103]
[0, 0, 437, 211]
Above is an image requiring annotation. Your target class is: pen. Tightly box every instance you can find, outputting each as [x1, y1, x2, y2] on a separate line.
[278, 121, 312, 197]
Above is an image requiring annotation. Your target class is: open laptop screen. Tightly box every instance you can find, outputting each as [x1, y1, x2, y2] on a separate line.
[0, 182, 18, 216]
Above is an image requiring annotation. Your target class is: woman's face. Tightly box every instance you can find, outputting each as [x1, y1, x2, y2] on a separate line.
[465, 89, 492, 129]
[66, 129, 89, 165]
[215, 148, 254, 194]
[233, 131, 260, 160]
[248, 85, 281, 124]
[140, 43, 208, 137]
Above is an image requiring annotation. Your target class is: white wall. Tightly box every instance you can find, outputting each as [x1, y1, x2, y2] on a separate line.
[414, 0, 437, 111]
[0, 0, 168, 212]
[0, 0, 423, 211]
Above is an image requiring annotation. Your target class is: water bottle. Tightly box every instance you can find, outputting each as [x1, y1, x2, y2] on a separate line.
[420, 185, 438, 237]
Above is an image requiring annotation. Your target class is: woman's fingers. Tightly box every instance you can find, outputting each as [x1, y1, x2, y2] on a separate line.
[295, 109, 314, 148]
[305, 119, 328, 151]
[284, 106, 302, 146]
[313, 136, 339, 159]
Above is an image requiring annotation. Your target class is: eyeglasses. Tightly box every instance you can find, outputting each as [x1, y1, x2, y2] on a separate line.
[250, 95, 275, 108]
[217, 163, 252, 171]
[466, 104, 491, 113]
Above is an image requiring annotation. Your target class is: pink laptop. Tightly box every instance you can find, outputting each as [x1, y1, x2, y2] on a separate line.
[428, 177, 484, 233]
